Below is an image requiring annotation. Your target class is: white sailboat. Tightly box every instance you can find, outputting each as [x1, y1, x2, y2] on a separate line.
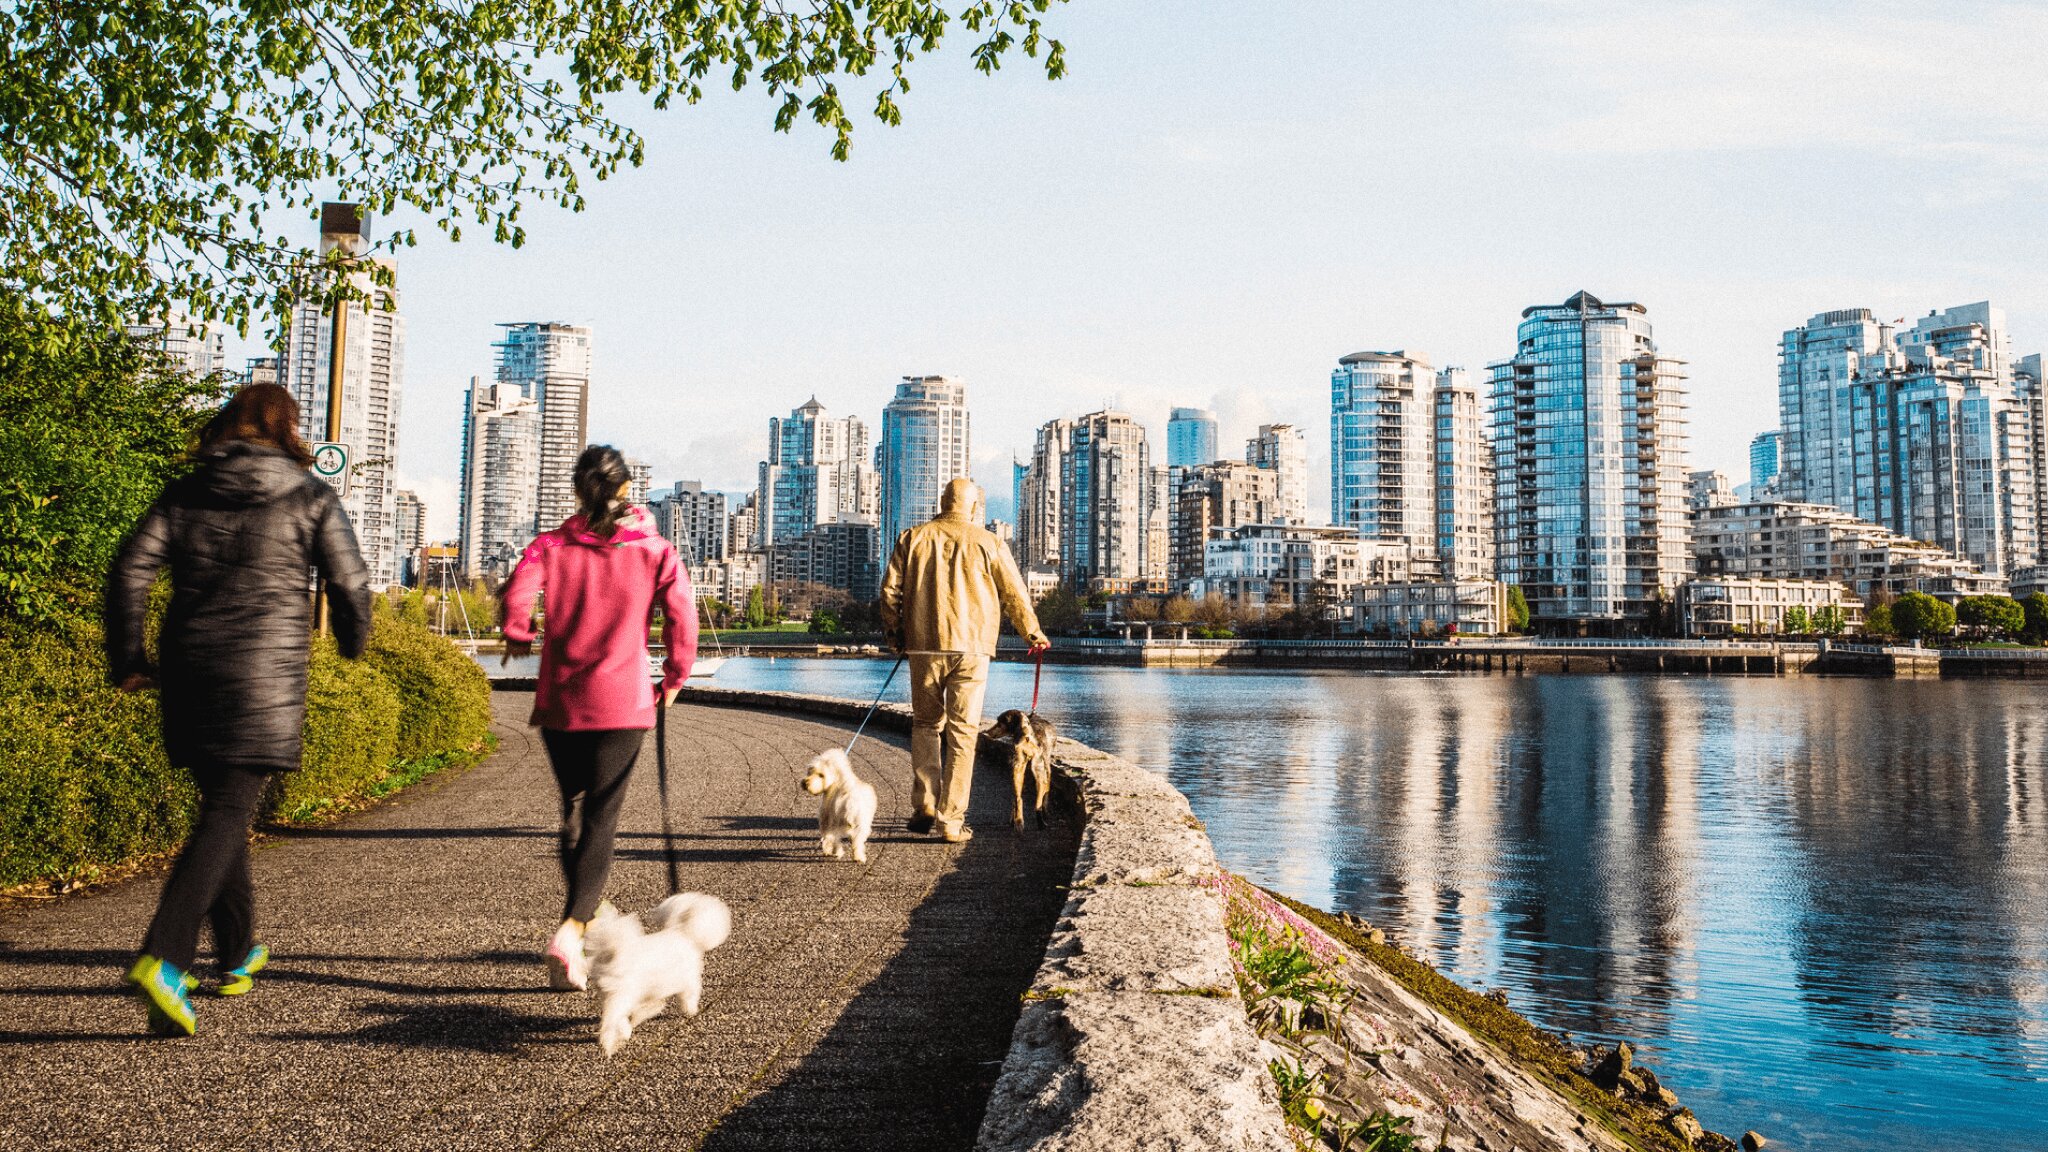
[650, 602, 733, 678]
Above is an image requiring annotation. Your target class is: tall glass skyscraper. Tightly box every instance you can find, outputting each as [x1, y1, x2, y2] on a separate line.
[1487, 292, 1691, 630]
[457, 376, 540, 580]
[1330, 351, 1435, 549]
[757, 398, 873, 547]
[1778, 302, 2038, 577]
[1167, 407, 1219, 470]
[1060, 410, 1152, 584]
[1748, 430, 1781, 493]
[879, 376, 971, 550]
[493, 321, 591, 533]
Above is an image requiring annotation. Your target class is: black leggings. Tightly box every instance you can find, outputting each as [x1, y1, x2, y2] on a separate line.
[540, 728, 644, 923]
[143, 763, 270, 972]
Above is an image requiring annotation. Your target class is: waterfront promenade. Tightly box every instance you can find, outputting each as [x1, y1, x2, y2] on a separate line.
[0, 694, 1076, 1151]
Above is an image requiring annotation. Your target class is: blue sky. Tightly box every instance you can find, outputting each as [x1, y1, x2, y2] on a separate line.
[260, 1, 2048, 537]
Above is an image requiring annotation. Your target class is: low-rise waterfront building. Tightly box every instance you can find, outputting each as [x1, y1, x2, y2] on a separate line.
[1692, 499, 2005, 600]
[772, 521, 882, 600]
[1345, 579, 1507, 637]
[1678, 577, 1863, 637]
[1189, 524, 1399, 612]
[692, 551, 768, 608]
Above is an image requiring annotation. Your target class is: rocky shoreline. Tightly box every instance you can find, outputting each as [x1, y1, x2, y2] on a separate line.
[1270, 893, 1768, 1152]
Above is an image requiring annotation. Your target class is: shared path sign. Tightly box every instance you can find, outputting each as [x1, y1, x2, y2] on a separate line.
[311, 441, 350, 496]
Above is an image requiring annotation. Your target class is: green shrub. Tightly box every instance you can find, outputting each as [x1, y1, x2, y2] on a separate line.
[271, 635, 403, 823]
[364, 606, 493, 760]
[0, 622, 195, 888]
[2, 612, 496, 885]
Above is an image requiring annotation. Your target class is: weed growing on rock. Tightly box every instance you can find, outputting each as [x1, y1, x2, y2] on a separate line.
[1204, 871, 1417, 1150]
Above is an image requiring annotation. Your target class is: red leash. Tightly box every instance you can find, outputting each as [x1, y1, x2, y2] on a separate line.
[1031, 648, 1043, 713]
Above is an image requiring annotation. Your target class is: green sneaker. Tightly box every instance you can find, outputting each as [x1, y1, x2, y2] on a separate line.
[216, 944, 269, 997]
[125, 955, 197, 1037]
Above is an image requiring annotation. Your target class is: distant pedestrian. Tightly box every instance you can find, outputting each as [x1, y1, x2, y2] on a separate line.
[879, 478, 1050, 844]
[106, 383, 372, 1036]
[501, 445, 697, 990]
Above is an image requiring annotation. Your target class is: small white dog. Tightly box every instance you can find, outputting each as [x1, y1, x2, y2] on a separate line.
[583, 893, 732, 1056]
[802, 748, 877, 864]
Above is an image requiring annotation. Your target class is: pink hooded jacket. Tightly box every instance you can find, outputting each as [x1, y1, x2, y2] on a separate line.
[501, 506, 698, 731]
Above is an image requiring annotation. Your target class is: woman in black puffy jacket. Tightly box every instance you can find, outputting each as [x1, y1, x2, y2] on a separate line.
[105, 383, 372, 1036]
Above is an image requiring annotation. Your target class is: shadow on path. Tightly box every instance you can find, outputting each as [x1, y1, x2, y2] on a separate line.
[699, 795, 1077, 1152]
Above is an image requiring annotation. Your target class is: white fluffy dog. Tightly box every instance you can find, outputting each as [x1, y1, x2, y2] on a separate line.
[802, 748, 877, 864]
[583, 893, 732, 1056]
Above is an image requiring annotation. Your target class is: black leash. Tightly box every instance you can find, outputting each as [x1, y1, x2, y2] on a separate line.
[654, 696, 682, 895]
[845, 655, 906, 755]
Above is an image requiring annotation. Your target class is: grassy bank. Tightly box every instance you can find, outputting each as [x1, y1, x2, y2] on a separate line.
[0, 605, 495, 893]
[1267, 889, 1735, 1152]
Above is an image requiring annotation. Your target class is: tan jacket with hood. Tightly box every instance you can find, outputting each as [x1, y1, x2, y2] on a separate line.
[880, 478, 1048, 656]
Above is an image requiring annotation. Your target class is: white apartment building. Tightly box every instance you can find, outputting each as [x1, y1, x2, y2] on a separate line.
[1247, 423, 1311, 526]
[1060, 410, 1153, 585]
[457, 377, 541, 581]
[494, 321, 592, 534]
[1347, 579, 1507, 636]
[649, 481, 729, 567]
[1016, 417, 1073, 572]
[1689, 469, 1736, 512]
[1691, 499, 2004, 601]
[281, 203, 405, 587]
[128, 315, 226, 379]
[1488, 292, 1691, 631]
[1678, 577, 1863, 637]
[879, 376, 971, 551]
[1192, 524, 1403, 611]
[393, 489, 425, 587]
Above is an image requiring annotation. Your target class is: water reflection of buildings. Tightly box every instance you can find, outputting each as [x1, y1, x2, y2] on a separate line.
[1782, 686, 2048, 1076]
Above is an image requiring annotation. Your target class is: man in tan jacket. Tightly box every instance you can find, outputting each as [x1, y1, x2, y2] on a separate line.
[879, 477, 1050, 843]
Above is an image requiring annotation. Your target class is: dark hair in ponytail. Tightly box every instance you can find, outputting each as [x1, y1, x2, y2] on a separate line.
[573, 444, 633, 539]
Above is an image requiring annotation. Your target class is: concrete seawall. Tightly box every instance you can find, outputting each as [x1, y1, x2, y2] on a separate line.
[664, 685, 1297, 1150]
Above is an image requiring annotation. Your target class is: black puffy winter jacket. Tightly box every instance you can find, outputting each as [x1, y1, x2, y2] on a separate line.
[105, 441, 373, 772]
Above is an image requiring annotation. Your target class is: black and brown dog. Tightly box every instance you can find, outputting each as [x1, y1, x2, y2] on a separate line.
[986, 709, 1057, 830]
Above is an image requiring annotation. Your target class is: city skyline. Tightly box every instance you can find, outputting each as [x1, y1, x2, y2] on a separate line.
[207, 3, 2047, 541]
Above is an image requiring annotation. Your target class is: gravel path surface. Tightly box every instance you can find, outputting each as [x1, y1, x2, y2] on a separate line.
[0, 694, 1077, 1151]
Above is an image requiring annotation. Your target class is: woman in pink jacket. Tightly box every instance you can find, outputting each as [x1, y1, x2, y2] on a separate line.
[502, 445, 698, 990]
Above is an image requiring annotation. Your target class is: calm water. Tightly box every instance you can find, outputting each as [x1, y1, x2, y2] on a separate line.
[502, 654, 2048, 1148]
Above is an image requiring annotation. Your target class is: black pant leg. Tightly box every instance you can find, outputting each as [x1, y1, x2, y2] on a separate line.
[561, 729, 643, 922]
[142, 765, 268, 972]
[542, 729, 596, 894]
[207, 834, 255, 967]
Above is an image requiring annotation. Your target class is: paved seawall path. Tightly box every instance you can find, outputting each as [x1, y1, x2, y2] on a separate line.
[0, 693, 1077, 1151]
